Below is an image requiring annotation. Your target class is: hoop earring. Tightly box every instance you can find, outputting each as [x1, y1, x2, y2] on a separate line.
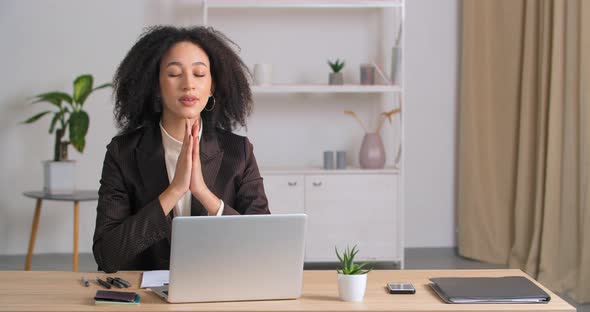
[205, 95, 216, 112]
[154, 93, 162, 113]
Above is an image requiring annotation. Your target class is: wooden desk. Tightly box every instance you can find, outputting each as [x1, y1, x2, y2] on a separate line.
[0, 269, 574, 311]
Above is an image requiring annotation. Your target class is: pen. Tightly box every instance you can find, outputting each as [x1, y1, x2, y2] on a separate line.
[80, 276, 89, 287]
[114, 277, 131, 288]
[106, 277, 125, 288]
[95, 277, 111, 289]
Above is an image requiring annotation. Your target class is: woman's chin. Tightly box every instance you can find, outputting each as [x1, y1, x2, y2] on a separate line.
[179, 108, 203, 119]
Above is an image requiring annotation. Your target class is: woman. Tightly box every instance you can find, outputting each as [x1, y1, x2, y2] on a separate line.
[93, 26, 270, 273]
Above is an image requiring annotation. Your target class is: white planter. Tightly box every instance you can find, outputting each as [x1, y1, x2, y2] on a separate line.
[43, 160, 76, 195]
[253, 63, 272, 86]
[337, 273, 367, 302]
[329, 72, 344, 85]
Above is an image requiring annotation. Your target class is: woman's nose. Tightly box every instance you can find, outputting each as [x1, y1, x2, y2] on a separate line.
[181, 74, 195, 90]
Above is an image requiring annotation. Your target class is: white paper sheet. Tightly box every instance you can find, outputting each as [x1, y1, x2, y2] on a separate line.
[140, 270, 169, 288]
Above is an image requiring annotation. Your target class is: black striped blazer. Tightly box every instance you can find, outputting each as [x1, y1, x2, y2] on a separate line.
[92, 122, 269, 273]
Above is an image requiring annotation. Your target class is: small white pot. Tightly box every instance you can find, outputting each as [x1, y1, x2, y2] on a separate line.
[253, 63, 272, 86]
[337, 273, 367, 302]
[43, 160, 76, 195]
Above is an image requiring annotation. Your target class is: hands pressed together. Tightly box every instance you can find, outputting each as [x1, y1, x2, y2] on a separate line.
[159, 119, 221, 216]
[170, 119, 207, 197]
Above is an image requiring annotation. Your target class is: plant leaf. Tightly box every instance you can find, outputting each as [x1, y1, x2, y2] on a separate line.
[69, 110, 89, 153]
[49, 113, 59, 134]
[73, 74, 93, 106]
[92, 82, 112, 91]
[355, 262, 371, 274]
[22, 110, 52, 124]
[32, 92, 69, 108]
[328, 58, 345, 73]
[351, 246, 359, 261]
[381, 108, 401, 125]
[349, 268, 361, 275]
[346, 247, 354, 273]
[49, 110, 66, 134]
[335, 246, 343, 263]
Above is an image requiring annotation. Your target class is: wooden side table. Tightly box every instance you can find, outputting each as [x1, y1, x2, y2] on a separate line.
[23, 190, 99, 272]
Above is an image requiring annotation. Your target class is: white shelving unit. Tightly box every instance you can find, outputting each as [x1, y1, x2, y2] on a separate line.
[202, 0, 402, 11]
[251, 84, 401, 94]
[261, 166, 399, 175]
[200, 0, 405, 268]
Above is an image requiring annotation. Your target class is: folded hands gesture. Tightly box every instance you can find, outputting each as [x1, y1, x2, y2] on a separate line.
[161, 118, 220, 216]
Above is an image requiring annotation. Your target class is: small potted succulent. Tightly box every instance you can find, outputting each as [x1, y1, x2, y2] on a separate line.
[22, 74, 112, 194]
[328, 58, 345, 85]
[335, 245, 373, 302]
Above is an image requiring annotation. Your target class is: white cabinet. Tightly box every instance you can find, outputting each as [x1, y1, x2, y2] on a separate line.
[264, 175, 304, 214]
[263, 169, 403, 267]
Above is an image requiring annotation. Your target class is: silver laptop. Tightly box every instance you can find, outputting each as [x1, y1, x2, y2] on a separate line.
[152, 214, 307, 303]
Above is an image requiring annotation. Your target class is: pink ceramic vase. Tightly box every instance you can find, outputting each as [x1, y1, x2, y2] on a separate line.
[359, 132, 385, 169]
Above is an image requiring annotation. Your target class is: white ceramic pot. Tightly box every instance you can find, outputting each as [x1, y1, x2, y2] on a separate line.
[337, 273, 367, 302]
[329, 72, 343, 85]
[43, 160, 76, 195]
[253, 63, 272, 86]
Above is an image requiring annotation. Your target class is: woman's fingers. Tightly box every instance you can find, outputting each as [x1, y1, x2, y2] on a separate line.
[192, 118, 200, 137]
[191, 119, 200, 159]
[187, 133, 193, 159]
[183, 120, 193, 168]
[185, 119, 190, 141]
[180, 119, 190, 154]
[170, 120, 193, 195]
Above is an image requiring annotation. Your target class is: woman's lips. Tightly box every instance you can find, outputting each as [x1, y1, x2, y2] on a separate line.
[179, 95, 198, 106]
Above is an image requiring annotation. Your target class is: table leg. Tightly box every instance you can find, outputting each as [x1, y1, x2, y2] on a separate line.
[25, 199, 42, 271]
[73, 201, 79, 272]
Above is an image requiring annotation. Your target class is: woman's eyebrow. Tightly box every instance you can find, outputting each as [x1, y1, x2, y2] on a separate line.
[166, 61, 208, 68]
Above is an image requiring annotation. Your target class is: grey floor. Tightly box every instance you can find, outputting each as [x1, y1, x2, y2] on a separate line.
[1, 248, 586, 311]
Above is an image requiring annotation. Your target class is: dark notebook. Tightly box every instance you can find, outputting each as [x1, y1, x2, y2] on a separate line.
[429, 276, 551, 304]
[94, 290, 137, 303]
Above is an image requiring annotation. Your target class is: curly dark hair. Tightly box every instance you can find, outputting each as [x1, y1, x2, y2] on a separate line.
[113, 25, 252, 133]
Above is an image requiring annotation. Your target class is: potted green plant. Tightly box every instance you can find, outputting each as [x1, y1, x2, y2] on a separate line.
[328, 58, 345, 85]
[22, 74, 112, 194]
[335, 245, 372, 302]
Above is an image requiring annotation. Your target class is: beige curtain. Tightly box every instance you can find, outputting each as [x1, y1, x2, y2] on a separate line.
[458, 0, 590, 303]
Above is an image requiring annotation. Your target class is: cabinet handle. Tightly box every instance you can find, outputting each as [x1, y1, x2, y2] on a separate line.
[312, 182, 323, 187]
[288, 182, 297, 186]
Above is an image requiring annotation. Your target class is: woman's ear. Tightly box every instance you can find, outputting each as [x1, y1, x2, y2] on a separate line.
[154, 89, 162, 113]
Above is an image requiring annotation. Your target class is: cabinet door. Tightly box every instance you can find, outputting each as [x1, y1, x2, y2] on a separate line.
[304, 174, 398, 262]
[263, 175, 305, 214]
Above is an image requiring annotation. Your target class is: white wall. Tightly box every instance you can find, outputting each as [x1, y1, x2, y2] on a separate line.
[0, 0, 144, 255]
[405, 0, 459, 247]
[0, 0, 459, 255]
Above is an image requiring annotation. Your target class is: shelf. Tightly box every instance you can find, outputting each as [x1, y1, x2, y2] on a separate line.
[251, 84, 401, 94]
[261, 166, 400, 175]
[205, 0, 403, 9]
